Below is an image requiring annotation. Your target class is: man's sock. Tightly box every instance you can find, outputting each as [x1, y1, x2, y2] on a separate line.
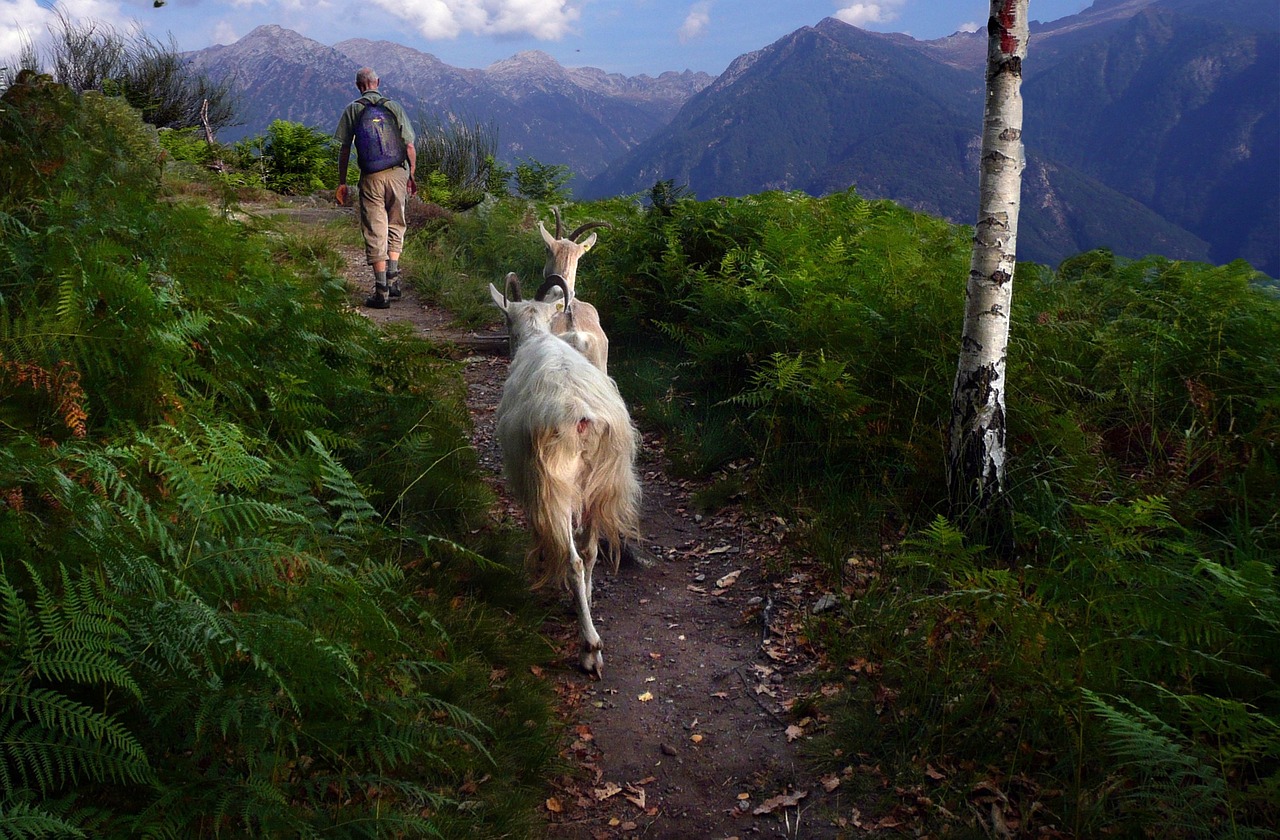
[385, 260, 402, 297]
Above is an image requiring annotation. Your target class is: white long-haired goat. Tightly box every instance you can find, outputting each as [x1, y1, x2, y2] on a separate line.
[490, 273, 641, 676]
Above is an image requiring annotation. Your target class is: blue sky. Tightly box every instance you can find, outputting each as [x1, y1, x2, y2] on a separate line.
[5, 0, 1095, 76]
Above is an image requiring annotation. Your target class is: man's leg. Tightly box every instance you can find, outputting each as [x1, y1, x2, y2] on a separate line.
[385, 170, 409, 298]
[359, 174, 393, 308]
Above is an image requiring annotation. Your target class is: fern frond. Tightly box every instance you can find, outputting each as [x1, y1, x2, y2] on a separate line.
[1082, 690, 1227, 830]
[305, 431, 377, 534]
[0, 797, 88, 838]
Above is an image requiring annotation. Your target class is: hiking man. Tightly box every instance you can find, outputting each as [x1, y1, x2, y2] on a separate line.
[335, 67, 417, 309]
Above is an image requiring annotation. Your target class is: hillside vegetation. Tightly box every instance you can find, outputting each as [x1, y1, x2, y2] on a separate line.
[3, 67, 1278, 838]
[0, 74, 558, 837]
[419, 189, 1280, 836]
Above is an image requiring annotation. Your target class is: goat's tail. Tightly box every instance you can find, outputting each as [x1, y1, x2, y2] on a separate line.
[519, 411, 640, 588]
[520, 423, 586, 589]
[581, 417, 641, 571]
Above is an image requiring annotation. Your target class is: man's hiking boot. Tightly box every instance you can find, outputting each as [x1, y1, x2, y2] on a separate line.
[365, 284, 391, 309]
[387, 271, 403, 299]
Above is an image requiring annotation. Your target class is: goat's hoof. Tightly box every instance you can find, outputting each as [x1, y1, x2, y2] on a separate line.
[580, 646, 604, 679]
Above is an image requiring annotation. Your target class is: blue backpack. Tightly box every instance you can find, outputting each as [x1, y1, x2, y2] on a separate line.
[353, 97, 407, 175]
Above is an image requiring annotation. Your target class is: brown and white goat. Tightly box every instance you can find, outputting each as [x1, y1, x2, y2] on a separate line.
[490, 275, 641, 676]
[535, 207, 612, 373]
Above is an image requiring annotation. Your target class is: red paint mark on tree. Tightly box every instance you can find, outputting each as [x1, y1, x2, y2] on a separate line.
[998, 0, 1020, 54]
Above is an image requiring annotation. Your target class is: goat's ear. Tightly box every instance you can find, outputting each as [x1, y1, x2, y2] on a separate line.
[580, 232, 597, 252]
[488, 283, 509, 311]
[539, 221, 557, 249]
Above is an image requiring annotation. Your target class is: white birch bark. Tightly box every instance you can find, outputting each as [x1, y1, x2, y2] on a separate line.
[947, 0, 1029, 513]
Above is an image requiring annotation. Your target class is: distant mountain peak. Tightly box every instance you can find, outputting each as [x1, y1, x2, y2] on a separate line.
[240, 24, 312, 45]
[486, 50, 565, 74]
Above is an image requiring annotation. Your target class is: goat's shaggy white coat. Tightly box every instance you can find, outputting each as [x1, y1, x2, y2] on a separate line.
[490, 282, 641, 675]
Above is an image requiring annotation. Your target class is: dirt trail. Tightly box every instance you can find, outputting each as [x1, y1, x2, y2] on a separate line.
[259, 200, 853, 838]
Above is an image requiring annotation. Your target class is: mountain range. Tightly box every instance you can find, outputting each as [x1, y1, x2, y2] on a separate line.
[185, 0, 1279, 274]
[186, 25, 711, 181]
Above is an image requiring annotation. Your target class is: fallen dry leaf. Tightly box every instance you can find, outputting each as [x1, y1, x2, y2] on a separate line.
[821, 774, 842, 793]
[545, 797, 563, 814]
[716, 569, 742, 588]
[785, 724, 805, 742]
[624, 785, 646, 809]
[752, 789, 808, 815]
[637, 691, 653, 702]
[594, 782, 622, 800]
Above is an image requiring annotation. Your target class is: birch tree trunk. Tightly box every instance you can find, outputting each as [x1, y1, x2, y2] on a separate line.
[947, 0, 1029, 519]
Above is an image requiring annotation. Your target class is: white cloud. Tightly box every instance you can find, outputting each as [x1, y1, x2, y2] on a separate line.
[833, 1, 905, 28]
[0, 0, 129, 60]
[367, 0, 580, 40]
[212, 20, 240, 46]
[958, 20, 981, 33]
[280, 0, 331, 11]
[678, 1, 712, 44]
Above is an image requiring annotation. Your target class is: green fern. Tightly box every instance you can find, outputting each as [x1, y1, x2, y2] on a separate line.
[1082, 690, 1229, 832]
[1, 563, 153, 795]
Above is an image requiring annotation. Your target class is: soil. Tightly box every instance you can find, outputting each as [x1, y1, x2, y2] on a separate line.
[253, 199, 857, 839]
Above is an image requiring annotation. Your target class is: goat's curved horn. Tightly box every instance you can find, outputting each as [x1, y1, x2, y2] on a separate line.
[504, 271, 523, 302]
[567, 221, 612, 242]
[535, 274, 571, 305]
[552, 206, 564, 239]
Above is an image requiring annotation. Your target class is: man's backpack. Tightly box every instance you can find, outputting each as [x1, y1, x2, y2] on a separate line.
[353, 97, 407, 175]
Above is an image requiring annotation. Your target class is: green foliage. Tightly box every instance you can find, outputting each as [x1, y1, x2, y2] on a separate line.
[513, 157, 571, 203]
[414, 116, 506, 210]
[247, 119, 338, 195]
[404, 198, 552, 327]
[588, 188, 965, 523]
[1013, 251, 1280, 525]
[822, 501, 1280, 835]
[646, 179, 693, 216]
[157, 125, 216, 166]
[0, 71, 164, 220]
[0, 74, 556, 837]
[421, 187, 1279, 836]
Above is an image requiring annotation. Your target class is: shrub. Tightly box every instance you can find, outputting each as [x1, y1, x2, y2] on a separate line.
[414, 115, 507, 210]
[11, 10, 236, 132]
[254, 119, 338, 195]
[513, 157, 571, 202]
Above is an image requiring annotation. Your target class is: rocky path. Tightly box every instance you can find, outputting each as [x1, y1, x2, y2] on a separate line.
[292, 202, 853, 838]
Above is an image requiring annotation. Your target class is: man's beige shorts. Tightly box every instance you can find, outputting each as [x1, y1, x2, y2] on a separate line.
[358, 166, 409, 264]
